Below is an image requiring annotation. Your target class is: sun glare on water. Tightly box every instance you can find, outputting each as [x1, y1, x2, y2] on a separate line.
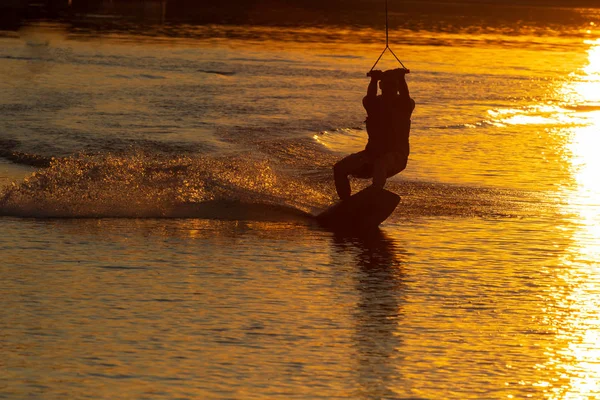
[562, 39, 600, 258]
[539, 38, 600, 399]
[488, 37, 600, 399]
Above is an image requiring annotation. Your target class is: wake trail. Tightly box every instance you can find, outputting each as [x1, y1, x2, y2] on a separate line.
[0, 133, 534, 221]
[0, 151, 331, 219]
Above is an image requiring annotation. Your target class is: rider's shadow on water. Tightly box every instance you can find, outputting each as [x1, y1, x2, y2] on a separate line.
[330, 230, 408, 399]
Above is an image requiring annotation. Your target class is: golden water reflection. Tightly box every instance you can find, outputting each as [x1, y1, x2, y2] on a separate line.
[490, 37, 600, 399]
[543, 39, 600, 399]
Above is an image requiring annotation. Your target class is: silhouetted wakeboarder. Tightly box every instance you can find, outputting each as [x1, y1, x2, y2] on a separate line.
[333, 68, 414, 200]
[315, 0, 414, 231]
[316, 68, 413, 231]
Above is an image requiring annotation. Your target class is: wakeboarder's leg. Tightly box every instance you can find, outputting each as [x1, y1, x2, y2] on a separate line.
[372, 157, 387, 189]
[333, 161, 352, 200]
[372, 152, 407, 190]
[333, 152, 367, 200]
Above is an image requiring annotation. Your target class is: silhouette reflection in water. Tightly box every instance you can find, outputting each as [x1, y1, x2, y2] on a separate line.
[331, 230, 406, 399]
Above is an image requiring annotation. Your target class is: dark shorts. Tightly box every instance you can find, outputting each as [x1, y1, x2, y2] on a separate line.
[337, 150, 408, 179]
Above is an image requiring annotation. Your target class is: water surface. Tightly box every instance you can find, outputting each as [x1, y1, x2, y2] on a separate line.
[2, 4, 600, 399]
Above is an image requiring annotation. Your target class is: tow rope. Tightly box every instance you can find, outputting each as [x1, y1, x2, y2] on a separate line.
[367, 0, 408, 76]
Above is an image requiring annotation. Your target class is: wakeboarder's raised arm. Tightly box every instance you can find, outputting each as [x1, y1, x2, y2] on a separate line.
[363, 70, 382, 111]
[397, 69, 410, 99]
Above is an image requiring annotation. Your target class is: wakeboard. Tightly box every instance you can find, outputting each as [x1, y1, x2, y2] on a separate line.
[316, 186, 400, 232]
